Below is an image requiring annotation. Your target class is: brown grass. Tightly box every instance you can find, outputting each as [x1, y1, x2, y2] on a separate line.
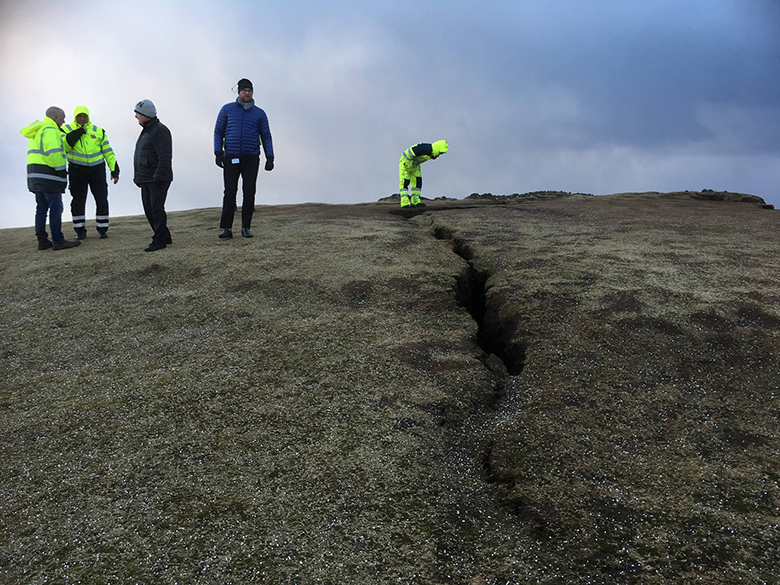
[1, 193, 778, 584]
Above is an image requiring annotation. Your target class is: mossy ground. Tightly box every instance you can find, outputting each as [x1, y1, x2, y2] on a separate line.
[421, 193, 780, 583]
[1, 194, 778, 584]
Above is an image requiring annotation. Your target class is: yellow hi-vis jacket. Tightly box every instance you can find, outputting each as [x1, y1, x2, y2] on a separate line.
[20, 117, 67, 194]
[62, 105, 118, 173]
[401, 140, 449, 166]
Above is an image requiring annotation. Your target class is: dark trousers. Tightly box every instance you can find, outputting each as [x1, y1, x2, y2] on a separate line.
[34, 192, 64, 242]
[140, 181, 171, 245]
[69, 163, 109, 232]
[220, 155, 259, 229]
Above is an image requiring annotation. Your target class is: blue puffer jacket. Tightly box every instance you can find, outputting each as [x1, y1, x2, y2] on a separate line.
[213, 99, 274, 158]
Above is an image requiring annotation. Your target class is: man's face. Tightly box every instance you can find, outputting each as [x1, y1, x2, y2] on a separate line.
[239, 87, 253, 103]
[75, 113, 89, 126]
[52, 112, 65, 128]
[135, 112, 150, 126]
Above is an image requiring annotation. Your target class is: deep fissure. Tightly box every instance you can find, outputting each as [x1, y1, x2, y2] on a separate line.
[430, 220, 539, 524]
[432, 225, 526, 377]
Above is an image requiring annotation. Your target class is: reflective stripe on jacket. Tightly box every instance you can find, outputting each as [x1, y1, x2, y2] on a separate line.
[62, 105, 118, 171]
[20, 117, 67, 193]
[401, 143, 434, 166]
[401, 140, 448, 166]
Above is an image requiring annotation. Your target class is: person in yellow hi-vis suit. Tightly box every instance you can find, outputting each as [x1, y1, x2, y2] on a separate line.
[20, 107, 81, 251]
[398, 140, 448, 207]
[61, 105, 119, 239]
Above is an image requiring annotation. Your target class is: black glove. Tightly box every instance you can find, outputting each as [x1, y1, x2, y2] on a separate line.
[215, 152, 224, 168]
[65, 126, 86, 147]
[265, 156, 274, 171]
[111, 161, 120, 180]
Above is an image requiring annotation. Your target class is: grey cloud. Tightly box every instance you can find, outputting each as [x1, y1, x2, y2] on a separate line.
[369, 1, 780, 152]
[1, 0, 779, 231]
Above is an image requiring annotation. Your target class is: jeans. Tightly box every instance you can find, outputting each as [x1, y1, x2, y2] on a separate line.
[34, 192, 64, 242]
[220, 155, 260, 229]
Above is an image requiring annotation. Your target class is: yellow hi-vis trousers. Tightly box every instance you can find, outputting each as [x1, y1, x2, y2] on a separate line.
[398, 156, 422, 199]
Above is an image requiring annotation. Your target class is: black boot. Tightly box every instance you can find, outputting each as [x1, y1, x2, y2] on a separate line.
[52, 239, 81, 250]
[75, 228, 87, 240]
[97, 228, 108, 239]
[144, 241, 167, 252]
[241, 228, 253, 238]
[37, 235, 53, 250]
[219, 228, 233, 239]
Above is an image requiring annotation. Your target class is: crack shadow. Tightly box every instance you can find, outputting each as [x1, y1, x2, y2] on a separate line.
[428, 219, 545, 526]
[432, 224, 526, 376]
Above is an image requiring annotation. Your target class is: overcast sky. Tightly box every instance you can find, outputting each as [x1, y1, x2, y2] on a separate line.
[1, 0, 778, 230]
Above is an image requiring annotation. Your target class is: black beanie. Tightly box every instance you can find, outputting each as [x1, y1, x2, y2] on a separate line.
[238, 78, 253, 91]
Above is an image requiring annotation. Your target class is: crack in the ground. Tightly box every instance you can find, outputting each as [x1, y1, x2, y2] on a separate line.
[427, 220, 547, 528]
[431, 224, 526, 377]
[394, 210, 535, 521]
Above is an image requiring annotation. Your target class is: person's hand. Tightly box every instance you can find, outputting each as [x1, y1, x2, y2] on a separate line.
[215, 152, 224, 168]
[112, 176, 119, 184]
[265, 156, 274, 171]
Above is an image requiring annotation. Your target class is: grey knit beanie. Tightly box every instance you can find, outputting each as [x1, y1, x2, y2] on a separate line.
[134, 99, 157, 118]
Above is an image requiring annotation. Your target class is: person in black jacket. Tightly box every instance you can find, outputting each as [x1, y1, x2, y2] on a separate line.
[133, 99, 173, 252]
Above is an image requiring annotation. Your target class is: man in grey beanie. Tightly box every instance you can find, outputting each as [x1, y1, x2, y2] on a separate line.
[133, 99, 173, 252]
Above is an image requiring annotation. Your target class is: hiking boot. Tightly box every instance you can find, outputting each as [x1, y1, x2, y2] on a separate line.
[75, 228, 87, 240]
[97, 229, 108, 239]
[219, 229, 233, 239]
[400, 196, 411, 208]
[37, 236, 52, 250]
[144, 241, 167, 252]
[411, 196, 425, 207]
[241, 228, 253, 238]
[52, 239, 81, 250]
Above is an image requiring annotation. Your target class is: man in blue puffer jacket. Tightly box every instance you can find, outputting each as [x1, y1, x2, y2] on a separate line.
[213, 78, 274, 238]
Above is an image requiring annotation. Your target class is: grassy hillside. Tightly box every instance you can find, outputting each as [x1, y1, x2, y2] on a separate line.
[1, 194, 778, 584]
